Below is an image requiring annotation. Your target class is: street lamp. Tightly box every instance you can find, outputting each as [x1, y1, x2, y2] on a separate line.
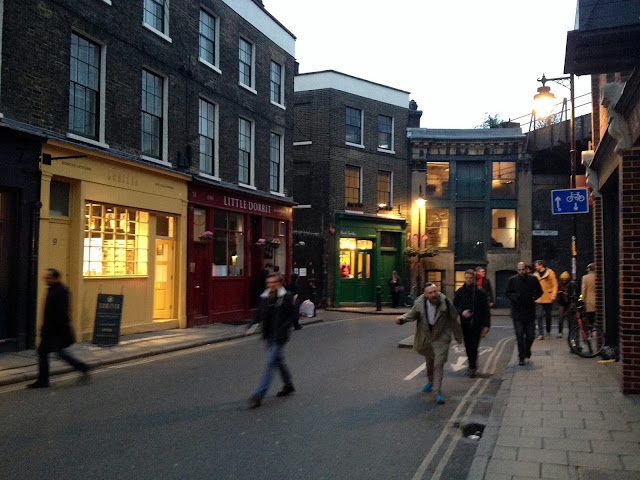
[533, 73, 578, 282]
[416, 185, 426, 248]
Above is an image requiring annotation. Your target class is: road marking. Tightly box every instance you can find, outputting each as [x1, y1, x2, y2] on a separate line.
[404, 346, 493, 379]
[410, 336, 514, 480]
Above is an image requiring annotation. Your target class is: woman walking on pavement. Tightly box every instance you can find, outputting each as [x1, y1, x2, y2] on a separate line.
[395, 283, 462, 404]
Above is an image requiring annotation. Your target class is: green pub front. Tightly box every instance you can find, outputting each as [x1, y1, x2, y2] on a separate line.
[334, 214, 406, 305]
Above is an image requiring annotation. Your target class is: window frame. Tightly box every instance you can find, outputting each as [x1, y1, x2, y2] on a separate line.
[345, 165, 362, 206]
[491, 161, 517, 197]
[68, 32, 108, 148]
[426, 161, 450, 197]
[211, 210, 245, 277]
[269, 131, 284, 195]
[238, 37, 256, 93]
[425, 208, 449, 248]
[377, 170, 392, 210]
[238, 117, 255, 188]
[142, 0, 171, 43]
[198, 97, 219, 178]
[198, 8, 220, 73]
[345, 107, 363, 147]
[377, 114, 394, 153]
[141, 68, 169, 165]
[490, 208, 517, 249]
[269, 60, 285, 108]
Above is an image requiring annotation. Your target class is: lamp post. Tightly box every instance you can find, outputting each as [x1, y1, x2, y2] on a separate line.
[533, 73, 578, 282]
[415, 185, 426, 290]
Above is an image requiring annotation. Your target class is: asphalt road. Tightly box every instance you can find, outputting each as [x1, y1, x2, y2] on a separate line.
[0, 311, 515, 480]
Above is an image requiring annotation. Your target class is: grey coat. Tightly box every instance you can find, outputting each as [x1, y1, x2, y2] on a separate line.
[399, 292, 463, 364]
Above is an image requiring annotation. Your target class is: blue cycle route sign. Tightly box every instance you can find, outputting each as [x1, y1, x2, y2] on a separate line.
[551, 188, 589, 214]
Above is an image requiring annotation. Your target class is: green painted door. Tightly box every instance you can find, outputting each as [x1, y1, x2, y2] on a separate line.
[353, 250, 373, 302]
[380, 251, 397, 302]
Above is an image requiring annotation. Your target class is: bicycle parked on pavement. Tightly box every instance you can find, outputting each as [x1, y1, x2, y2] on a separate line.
[567, 299, 605, 358]
[404, 285, 418, 307]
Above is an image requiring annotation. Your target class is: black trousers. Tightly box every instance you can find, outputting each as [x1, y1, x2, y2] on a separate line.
[37, 337, 90, 385]
[391, 291, 400, 308]
[513, 315, 536, 361]
[461, 321, 483, 370]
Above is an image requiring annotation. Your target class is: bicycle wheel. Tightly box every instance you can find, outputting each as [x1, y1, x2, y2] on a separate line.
[569, 325, 605, 358]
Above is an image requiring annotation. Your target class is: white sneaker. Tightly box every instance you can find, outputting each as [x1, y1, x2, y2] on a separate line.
[537, 335, 544, 340]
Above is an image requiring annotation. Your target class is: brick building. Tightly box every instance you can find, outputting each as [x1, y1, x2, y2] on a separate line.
[565, 0, 640, 392]
[292, 71, 413, 306]
[407, 128, 531, 303]
[0, 0, 295, 348]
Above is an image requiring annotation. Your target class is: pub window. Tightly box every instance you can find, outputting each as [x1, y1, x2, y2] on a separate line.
[425, 208, 449, 247]
[212, 210, 244, 276]
[193, 207, 207, 240]
[426, 162, 449, 197]
[339, 238, 372, 279]
[492, 162, 516, 196]
[491, 209, 516, 248]
[425, 270, 443, 292]
[264, 218, 286, 267]
[83, 203, 149, 276]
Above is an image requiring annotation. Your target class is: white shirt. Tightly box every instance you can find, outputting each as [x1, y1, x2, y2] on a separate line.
[426, 300, 436, 326]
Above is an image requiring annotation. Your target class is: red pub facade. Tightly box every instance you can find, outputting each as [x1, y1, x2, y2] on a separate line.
[187, 182, 293, 325]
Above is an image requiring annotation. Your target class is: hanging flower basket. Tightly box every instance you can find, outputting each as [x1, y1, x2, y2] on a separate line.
[255, 238, 266, 247]
[403, 246, 419, 257]
[419, 246, 439, 258]
[269, 238, 281, 248]
[199, 230, 213, 241]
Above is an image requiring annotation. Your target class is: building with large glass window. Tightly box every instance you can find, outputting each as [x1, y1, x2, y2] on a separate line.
[293, 71, 415, 306]
[407, 128, 531, 305]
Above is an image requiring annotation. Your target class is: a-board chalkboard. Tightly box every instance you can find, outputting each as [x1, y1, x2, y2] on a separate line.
[92, 294, 124, 346]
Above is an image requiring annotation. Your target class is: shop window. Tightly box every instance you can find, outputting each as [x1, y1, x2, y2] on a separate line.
[425, 208, 449, 247]
[212, 210, 244, 276]
[491, 209, 516, 248]
[193, 207, 207, 240]
[425, 270, 443, 292]
[339, 238, 372, 279]
[50, 180, 70, 217]
[83, 203, 149, 276]
[492, 162, 516, 197]
[426, 162, 449, 197]
[264, 218, 286, 268]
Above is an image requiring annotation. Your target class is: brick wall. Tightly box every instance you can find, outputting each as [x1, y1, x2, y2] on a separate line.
[620, 152, 640, 394]
[592, 196, 604, 330]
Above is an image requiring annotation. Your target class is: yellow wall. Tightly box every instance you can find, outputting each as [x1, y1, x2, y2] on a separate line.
[37, 141, 189, 342]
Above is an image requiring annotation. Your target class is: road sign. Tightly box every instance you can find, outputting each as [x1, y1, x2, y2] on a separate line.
[551, 188, 589, 214]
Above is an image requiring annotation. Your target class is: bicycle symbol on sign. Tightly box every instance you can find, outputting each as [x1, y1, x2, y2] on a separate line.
[566, 191, 585, 202]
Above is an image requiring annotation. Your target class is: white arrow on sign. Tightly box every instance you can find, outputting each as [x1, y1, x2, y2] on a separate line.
[555, 196, 562, 211]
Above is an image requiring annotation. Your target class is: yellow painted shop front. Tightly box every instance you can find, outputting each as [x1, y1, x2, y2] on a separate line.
[37, 140, 189, 342]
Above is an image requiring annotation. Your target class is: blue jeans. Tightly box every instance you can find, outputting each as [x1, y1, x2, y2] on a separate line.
[536, 303, 553, 337]
[254, 341, 292, 399]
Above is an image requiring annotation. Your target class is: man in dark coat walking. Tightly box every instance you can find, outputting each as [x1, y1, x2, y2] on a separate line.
[28, 268, 91, 388]
[246, 272, 297, 408]
[505, 262, 543, 365]
[453, 269, 490, 378]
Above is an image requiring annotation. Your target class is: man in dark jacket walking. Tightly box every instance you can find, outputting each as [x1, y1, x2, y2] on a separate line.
[505, 262, 543, 365]
[454, 270, 490, 378]
[28, 268, 91, 388]
[246, 272, 297, 408]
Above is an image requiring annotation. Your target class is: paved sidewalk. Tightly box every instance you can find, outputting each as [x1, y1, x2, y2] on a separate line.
[0, 316, 321, 387]
[468, 335, 640, 480]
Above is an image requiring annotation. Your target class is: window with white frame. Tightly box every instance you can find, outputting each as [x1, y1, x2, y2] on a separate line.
[345, 165, 361, 206]
[238, 38, 254, 89]
[378, 115, 393, 150]
[238, 117, 253, 185]
[83, 202, 149, 277]
[346, 107, 362, 145]
[199, 98, 216, 175]
[270, 132, 283, 193]
[199, 9, 218, 68]
[270, 61, 284, 105]
[143, 0, 168, 36]
[69, 33, 101, 140]
[141, 69, 164, 159]
[377, 171, 391, 209]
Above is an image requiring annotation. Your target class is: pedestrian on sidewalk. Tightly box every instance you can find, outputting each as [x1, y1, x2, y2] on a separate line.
[475, 266, 494, 308]
[506, 262, 543, 365]
[28, 268, 91, 389]
[285, 273, 302, 330]
[246, 272, 297, 409]
[533, 260, 558, 339]
[395, 282, 462, 404]
[556, 271, 573, 338]
[581, 263, 596, 324]
[453, 270, 490, 378]
[388, 270, 402, 308]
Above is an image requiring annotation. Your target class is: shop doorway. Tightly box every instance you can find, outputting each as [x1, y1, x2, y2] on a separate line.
[380, 251, 397, 302]
[337, 238, 374, 303]
[154, 216, 175, 319]
[0, 190, 16, 344]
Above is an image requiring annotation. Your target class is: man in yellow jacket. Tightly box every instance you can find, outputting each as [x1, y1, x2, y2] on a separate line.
[581, 263, 596, 324]
[534, 260, 558, 339]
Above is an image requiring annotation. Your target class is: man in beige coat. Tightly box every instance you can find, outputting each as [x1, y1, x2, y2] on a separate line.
[534, 260, 558, 339]
[395, 283, 462, 405]
[581, 263, 596, 324]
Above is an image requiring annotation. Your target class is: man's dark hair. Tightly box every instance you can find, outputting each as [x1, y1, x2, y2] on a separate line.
[534, 260, 546, 268]
[475, 266, 485, 272]
[267, 272, 283, 283]
[47, 268, 61, 279]
[465, 269, 475, 276]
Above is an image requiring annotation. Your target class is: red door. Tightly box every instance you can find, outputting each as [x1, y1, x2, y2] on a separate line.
[187, 242, 210, 326]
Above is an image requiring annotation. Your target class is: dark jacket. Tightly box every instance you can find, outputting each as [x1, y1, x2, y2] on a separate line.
[249, 287, 296, 343]
[42, 282, 74, 346]
[505, 274, 543, 319]
[453, 284, 490, 329]
[476, 275, 494, 305]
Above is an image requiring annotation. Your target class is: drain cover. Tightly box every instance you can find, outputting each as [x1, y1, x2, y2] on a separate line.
[461, 423, 485, 439]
